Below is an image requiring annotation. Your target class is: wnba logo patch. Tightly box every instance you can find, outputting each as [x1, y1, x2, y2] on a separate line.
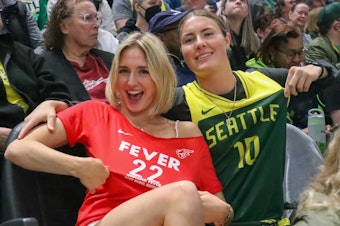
[176, 149, 194, 159]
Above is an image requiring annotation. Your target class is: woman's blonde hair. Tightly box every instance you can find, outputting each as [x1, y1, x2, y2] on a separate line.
[297, 127, 340, 212]
[105, 32, 177, 116]
[304, 7, 322, 35]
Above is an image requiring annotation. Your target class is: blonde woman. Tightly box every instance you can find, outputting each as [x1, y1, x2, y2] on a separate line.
[293, 126, 340, 225]
[5, 32, 232, 226]
[304, 7, 322, 39]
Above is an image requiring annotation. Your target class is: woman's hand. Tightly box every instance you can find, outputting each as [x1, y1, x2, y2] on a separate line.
[74, 157, 110, 194]
[284, 64, 325, 98]
[199, 191, 233, 226]
[18, 100, 69, 139]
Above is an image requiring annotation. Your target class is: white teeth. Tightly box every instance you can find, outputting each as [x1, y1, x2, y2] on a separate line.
[197, 53, 211, 60]
[127, 91, 142, 95]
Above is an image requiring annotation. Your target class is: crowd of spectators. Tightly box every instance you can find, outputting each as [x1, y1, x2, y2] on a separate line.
[0, 0, 340, 225]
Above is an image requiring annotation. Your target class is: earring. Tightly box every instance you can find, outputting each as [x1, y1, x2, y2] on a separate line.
[115, 93, 121, 105]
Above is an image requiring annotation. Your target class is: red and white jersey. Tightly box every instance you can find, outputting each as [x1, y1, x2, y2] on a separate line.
[57, 100, 222, 226]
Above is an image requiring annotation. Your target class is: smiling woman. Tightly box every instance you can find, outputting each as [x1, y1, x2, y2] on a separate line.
[162, 9, 333, 226]
[5, 32, 232, 226]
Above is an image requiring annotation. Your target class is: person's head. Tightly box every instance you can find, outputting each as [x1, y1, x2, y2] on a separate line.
[258, 24, 303, 68]
[289, 2, 309, 30]
[44, 0, 99, 51]
[178, 10, 231, 78]
[149, 10, 188, 57]
[106, 32, 177, 117]
[275, 0, 296, 20]
[180, 0, 209, 11]
[317, 2, 340, 36]
[304, 6, 322, 35]
[254, 13, 284, 42]
[297, 126, 340, 211]
[306, 0, 325, 9]
[220, 0, 249, 21]
[220, 0, 260, 55]
[134, 0, 162, 22]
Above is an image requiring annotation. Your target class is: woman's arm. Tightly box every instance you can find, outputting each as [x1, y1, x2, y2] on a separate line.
[5, 118, 109, 193]
[199, 191, 233, 226]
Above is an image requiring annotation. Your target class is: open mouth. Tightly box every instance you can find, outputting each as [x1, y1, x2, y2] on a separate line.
[127, 90, 143, 101]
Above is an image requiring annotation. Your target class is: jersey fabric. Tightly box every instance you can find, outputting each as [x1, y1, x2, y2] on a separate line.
[182, 71, 288, 225]
[70, 53, 109, 102]
[57, 100, 222, 226]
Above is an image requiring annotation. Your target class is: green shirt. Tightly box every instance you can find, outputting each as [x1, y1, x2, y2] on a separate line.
[183, 71, 288, 225]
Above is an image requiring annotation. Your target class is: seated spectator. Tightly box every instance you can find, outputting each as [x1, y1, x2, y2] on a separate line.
[304, 7, 322, 40]
[47, 0, 116, 35]
[116, 0, 164, 42]
[0, 0, 45, 54]
[0, 17, 70, 151]
[246, 24, 304, 69]
[43, 0, 114, 102]
[111, 0, 168, 31]
[305, 0, 325, 10]
[218, 0, 261, 70]
[148, 10, 196, 86]
[246, 24, 317, 128]
[304, 2, 340, 69]
[164, 9, 335, 226]
[47, 0, 119, 53]
[304, 2, 340, 125]
[288, 2, 312, 47]
[275, 0, 295, 23]
[292, 125, 340, 226]
[254, 12, 284, 42]
[5, 31, 233, 226]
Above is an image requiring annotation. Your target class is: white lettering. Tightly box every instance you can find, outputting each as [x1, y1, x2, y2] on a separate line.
[118, 141, 130, 151]
[130, 145, 141, 157]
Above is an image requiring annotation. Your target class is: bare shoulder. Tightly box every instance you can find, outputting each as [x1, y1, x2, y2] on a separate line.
[177, 121, 203, 138]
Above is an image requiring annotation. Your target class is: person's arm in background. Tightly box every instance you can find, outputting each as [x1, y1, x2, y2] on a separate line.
[256, 60, 339, 97]
[98, 0, 117, 34]
[111, 0, 132, 31]
[25, 4, 45, 54]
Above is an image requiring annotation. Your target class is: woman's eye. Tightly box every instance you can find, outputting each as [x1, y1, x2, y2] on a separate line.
[183, 37, 194, 44]
[139, 69, 149, 75]
[204, 32, 214, 37]
[118, 69, 128, 74]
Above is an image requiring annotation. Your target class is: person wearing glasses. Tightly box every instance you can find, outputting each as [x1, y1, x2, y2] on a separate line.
[42, 0, 114, 102]
[246, 24, 315, 129]
[246, 24, 304, 71]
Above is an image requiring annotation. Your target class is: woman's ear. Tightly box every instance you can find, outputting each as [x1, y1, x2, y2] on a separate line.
[225, 32, 231, 49]
[60, 21, 69, 34]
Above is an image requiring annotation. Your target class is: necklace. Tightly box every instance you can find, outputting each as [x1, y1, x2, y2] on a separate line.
[200, 75, 237, 125]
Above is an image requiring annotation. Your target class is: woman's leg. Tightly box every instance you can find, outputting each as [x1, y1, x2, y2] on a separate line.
[96, 180, 205, 226]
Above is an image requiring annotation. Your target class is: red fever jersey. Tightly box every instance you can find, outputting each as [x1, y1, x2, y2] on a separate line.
[57, 100, 222, 226]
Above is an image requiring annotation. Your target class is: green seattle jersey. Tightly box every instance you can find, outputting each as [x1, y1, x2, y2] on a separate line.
[183, 71, 288, 225]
